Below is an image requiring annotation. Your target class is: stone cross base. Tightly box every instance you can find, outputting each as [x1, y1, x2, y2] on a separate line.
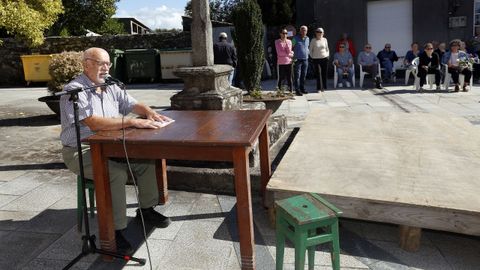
[170, 65, 243, 110]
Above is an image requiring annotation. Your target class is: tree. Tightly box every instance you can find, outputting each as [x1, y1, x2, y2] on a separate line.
[184, 0, 237, 22]
[256, 0, 294, 26]
[232, 0, 264, 93]
[49, 0, 119, 36]
[0, 0, 63, 47]
[97, 18, 126, 35]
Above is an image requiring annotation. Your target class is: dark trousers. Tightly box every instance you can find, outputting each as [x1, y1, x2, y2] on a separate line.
[313, 58, 329, 90]
[417, 67, 441, 86]
[294, 59, 308, 91]
[277, 64, 293, 91]
[448, 67, 472, 84]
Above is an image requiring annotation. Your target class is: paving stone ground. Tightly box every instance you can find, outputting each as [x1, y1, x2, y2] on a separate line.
[0, 79, 479, 269]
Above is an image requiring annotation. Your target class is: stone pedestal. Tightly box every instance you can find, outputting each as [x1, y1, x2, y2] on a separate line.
[170, 65, 243, 110]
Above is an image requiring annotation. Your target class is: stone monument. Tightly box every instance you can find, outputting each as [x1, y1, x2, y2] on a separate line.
[170, 0, 243, 110]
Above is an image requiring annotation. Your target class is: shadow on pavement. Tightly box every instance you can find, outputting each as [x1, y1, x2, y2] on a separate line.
[0, 114, 59, 127]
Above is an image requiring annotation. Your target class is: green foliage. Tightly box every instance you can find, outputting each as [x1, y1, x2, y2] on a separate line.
[49, 0, 119, 36]
[0, 0, 63, 47]
[185, 0, 237, 22]
[257, 0, 294, 26]
[232, 0, 264, 93]
[47, 51, 83, 94]
[98, 18, 126, 35]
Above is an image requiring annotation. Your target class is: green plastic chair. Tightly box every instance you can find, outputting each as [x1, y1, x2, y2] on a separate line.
[77, 175, 95, 232]
[275, 193, 343, 270]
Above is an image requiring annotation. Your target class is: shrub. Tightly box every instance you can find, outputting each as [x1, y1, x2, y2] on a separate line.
[232, 0, 264, 94]
[47, 51, 84, 94]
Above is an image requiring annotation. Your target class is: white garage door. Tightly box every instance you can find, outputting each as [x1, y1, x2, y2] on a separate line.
[367, 0, 412, 57]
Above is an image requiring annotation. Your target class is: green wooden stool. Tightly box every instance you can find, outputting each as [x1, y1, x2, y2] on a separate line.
[275, 193, 342, 270]
[77, 175, 95, 232]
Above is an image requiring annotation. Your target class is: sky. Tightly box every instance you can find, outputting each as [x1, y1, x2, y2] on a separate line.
[114, 0, 189, 30]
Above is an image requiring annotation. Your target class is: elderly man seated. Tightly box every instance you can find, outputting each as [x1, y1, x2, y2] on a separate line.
[377, 43, 399, 82]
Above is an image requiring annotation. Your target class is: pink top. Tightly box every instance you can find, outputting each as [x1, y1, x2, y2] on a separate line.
[275, 39, 294, 65]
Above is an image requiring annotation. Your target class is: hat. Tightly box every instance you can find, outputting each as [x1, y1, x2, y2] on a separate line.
[315, 28, 324, 33]
[219, 32, 228, 38]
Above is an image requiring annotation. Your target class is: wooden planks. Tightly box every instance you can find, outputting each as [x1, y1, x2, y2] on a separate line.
[267, 109, 480, 236]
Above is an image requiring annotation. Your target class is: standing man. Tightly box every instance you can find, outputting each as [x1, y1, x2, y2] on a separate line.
[60, 47, 172, 255]
[292, 25, 310, 96]
[213, 32, 237, 86]
[377, 43, 399, 82]
[358, 43, 382, 89]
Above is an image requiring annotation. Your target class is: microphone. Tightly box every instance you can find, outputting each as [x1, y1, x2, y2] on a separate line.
[104, 74, 124, 86]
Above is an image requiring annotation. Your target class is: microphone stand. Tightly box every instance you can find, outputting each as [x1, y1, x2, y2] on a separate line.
[59, 83, 146, 269]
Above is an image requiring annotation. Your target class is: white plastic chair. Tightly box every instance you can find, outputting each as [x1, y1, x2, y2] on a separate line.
[359, 62, 381, 88]
[333, 62, 355, 88]
[443, 64, 473, 90]
[411, 57, 434, 90]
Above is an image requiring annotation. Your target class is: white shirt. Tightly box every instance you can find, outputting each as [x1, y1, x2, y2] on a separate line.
[309, 37, 329, 59]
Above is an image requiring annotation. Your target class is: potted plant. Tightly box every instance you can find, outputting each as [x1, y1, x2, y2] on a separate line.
[38, 51, 83, 116]
[232, 0, 292, 113]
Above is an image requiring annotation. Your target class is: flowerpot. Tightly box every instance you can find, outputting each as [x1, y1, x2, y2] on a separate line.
[38, 95, 60, 116]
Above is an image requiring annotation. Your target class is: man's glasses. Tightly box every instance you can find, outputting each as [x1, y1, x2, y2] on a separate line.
[86, 58, 112, 68]
[385, 46, 391, 49]
[339, 46, 345, 48]
[365, 46, 371, 49]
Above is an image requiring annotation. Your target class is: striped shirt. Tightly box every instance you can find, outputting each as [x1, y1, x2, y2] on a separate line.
[60, 73, 137, 147]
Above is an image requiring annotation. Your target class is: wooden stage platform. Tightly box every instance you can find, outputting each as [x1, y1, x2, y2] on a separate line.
[266, 109, 480, 247]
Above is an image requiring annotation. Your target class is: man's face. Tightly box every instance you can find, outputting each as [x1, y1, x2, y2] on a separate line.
[384, 44, 391, 51]
[300, 27, 307, 37]
[83, 50, 111, 84]
[364, 45, 372, 52]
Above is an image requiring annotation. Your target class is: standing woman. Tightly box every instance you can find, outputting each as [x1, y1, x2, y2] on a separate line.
[275, 27, 294, 93]
[309, 27, 330, 91]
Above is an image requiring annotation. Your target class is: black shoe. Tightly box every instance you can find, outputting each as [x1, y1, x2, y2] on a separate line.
[136, 207, 171, 228]
[301, 89, 308, 94]
[295, 90, 303, 96]
[115, 230, 134, 255]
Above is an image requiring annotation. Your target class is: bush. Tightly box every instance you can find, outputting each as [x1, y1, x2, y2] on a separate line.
[47, 51, 84, 94]
[232, 0, 264, 94]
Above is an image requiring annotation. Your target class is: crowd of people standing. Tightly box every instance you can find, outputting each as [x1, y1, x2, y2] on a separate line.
[271, 25, 478, 94]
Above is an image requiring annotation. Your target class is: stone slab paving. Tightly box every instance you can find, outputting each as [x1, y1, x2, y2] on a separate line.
[0, 81, 479, 269]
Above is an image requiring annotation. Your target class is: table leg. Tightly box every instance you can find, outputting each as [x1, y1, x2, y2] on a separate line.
[259, 123, 271, 198]
[155, 159, 168, 204]
[233, 147, 255, 270]
[90, 143, 116, 260]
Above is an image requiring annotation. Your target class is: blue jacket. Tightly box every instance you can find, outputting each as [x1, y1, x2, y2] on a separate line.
[292, 35, 310, 60]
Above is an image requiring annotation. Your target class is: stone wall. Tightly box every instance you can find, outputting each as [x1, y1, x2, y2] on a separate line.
[0, 32, 191, 86]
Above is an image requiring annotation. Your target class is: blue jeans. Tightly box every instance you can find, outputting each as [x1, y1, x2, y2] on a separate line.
[336, 67, 354, 85]
[294, 59, 308, 91]
[381, 60, 393, 79]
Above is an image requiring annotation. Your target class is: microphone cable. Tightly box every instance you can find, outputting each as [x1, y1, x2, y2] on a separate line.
[119, 83, 153, 270]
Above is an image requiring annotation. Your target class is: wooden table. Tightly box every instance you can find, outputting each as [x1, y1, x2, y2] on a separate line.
[85, 110, 272, 270]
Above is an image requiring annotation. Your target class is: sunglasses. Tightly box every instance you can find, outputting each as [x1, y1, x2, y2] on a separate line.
[339, 46, 345, 48]
[385, 47, 391, 48]
[425, 47, 434, 50]
[281, 32, 288, 34]
[365, 46, 371, 49]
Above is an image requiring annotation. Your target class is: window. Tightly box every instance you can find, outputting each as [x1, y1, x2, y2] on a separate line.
[475, 1, 480, 36]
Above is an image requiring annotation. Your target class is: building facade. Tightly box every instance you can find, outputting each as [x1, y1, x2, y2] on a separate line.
[296, 0, 477, 57]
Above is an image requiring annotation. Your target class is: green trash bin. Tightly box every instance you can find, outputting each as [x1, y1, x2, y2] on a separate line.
[124, 49, 160, 83]
[108, 49, 125, 81]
